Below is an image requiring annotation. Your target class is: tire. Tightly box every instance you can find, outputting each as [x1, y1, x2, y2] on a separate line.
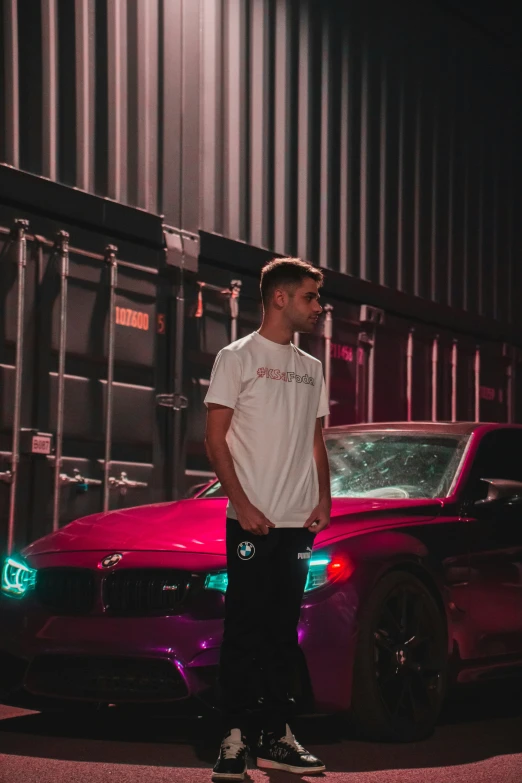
[351, 570, 448, 742]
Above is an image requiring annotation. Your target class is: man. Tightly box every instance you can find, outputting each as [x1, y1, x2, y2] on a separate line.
[204, 258, 331, 781]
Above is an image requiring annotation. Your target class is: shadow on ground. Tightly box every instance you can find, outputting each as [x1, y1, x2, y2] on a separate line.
[0, 680, 521, 774]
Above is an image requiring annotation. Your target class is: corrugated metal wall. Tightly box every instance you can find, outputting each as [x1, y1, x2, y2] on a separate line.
[0, 0, 201, 231]
[1, 0, 521, 326]
[200, 0, 522, 325]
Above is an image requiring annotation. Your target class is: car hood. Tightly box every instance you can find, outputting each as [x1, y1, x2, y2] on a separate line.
[23, 497, 442, 557]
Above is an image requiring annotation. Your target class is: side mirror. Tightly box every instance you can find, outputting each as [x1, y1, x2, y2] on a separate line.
[475, 478, 522, 508]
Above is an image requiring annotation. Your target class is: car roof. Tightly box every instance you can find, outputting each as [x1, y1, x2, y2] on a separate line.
[324, 422, 522, 437]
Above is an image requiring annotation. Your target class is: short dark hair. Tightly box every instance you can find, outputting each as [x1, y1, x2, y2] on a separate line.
[260, 257, 323, 306]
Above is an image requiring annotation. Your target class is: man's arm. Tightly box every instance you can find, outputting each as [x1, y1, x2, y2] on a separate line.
[205, 403, 275, 535]
[304, 418, 331, 532]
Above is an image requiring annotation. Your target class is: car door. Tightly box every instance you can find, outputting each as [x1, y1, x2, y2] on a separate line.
[462, 429, 522, 659]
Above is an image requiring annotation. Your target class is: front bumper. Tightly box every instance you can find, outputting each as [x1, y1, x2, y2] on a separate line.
[0, 574, 361, 713]
[0, 592, 223, 704]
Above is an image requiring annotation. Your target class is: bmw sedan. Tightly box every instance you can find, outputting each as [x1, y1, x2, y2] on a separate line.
[2, 422, 522, 741]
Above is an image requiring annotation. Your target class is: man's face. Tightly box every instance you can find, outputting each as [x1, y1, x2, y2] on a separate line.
[281, 278, 323, 333]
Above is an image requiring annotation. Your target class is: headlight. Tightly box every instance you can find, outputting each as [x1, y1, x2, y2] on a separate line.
[204, 572, 229, 593]
[1, 557, 37, 598]
[204, 554, 354, 595]
[305, 555, 354, 591]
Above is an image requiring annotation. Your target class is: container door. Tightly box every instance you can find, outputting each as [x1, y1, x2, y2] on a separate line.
[183, 266, 253, 495]
[32, 241, 168, 543]
[372, 314, 408, 423]
[0, 224, 37, 554]
[299, 300, 362, 426]
[0, 221, 168, 554]
[478, 341, 510, 423]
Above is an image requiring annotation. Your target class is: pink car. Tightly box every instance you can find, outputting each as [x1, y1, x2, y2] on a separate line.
[2, 422, 522, 742]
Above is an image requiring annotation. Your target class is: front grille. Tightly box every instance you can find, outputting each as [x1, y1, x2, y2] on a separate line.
[25, 654, 188, 702]
[35, 568, 96, 614]
[103, 569, 190, 615]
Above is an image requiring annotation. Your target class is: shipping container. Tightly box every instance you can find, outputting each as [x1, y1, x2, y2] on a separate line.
[184, 232, 520, 491]
[2, 0, 522, 554]
[0, 168, 172, 556]
[1, 170, 520, 556]
[1, 0, 521, 326]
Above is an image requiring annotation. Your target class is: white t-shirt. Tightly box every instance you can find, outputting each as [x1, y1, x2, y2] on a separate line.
[204, 331, 329, 528]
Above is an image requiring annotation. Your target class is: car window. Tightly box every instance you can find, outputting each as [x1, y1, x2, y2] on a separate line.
[326, 433, 468, 499]
[467, 430, 522, 500]
[196, 480, 226, 498]
[197, 433, 469, 501]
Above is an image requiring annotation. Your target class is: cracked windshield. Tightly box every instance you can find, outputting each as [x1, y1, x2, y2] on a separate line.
[327, 433, 468, 499]
[197, 432, 468, 501]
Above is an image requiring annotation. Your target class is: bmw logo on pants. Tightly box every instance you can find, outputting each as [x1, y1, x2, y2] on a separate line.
[238, 541, 255, 560]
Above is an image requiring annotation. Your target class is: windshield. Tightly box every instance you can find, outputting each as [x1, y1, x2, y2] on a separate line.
[196, 431, 469, 501]
[326, 432, 468, 499]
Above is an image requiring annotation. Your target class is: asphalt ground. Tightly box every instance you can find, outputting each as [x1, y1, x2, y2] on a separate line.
[1, 681, 522, 783]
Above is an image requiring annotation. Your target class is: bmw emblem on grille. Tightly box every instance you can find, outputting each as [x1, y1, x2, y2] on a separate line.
[100, 553, 123, 569]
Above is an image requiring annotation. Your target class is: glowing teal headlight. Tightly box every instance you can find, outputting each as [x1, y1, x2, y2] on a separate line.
[304, 558, 330, 592]
[1, 557, 37, 598]
[204, 557, 333, 595]
[204, 571, 228, 593]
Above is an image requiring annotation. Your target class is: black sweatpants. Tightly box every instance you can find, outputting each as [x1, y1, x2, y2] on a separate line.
[219, 518, 315, 737]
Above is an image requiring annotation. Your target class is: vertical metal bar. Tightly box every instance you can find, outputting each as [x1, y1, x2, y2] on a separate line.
[360, 42, 369, 280]
[103, 245, 118, 512]
[474, 346, 481, 422]
[451, 340, 458, 422]
[477, 137, 485, 315]
[431, 336, 439, 422]
[107, 0, 128, 203]
[355, 344, 362, 423]
[181, 0, 201, 233]
[229, 280, 242, 344]
[406, 329, 414, 422]
[378, 58, 387, 286]
[136, 0, 158, 213]
[161, 0, 182, 227]
[201, 0, 222, 233]
[4, 0, 20, 167]
[52, 231, 70, 532]
[506, 346, 514, 424]
[462, 143, 469, 311]
[339, 22, 350, 275]
[447, 112, 455, 307]
[75, 0, 95, 192]
[430, 105, 438, 302]
[397, 74, 405, 290]
[506, 179, 514, 326]
[367, 335, 375, 424]
[172, 261, 186, 501]
[297, 0, 312, 261]
[250, 0, 270, 248]
[319, 12, 332, 268]
[41, 0, 58, 180]
[323, 305, 333, 428]
[225, 0, 246, 240]
[274, 0, 292, 254]
[293, 332, 300, 348]
[413, 87, 421, 297]
[7, 219, 29, 555]
[491, 170, 499, 320]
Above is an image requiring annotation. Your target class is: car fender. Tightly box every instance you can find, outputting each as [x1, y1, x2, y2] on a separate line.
[331, 528, 451, 648]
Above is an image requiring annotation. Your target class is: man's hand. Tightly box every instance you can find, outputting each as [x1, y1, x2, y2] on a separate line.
[237, 503, 276, 536]
[303, 498, 331, 534]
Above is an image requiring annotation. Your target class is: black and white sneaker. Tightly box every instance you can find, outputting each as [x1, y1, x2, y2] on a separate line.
[212, 729, 249, 781]
[256, 724, 326, 774]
